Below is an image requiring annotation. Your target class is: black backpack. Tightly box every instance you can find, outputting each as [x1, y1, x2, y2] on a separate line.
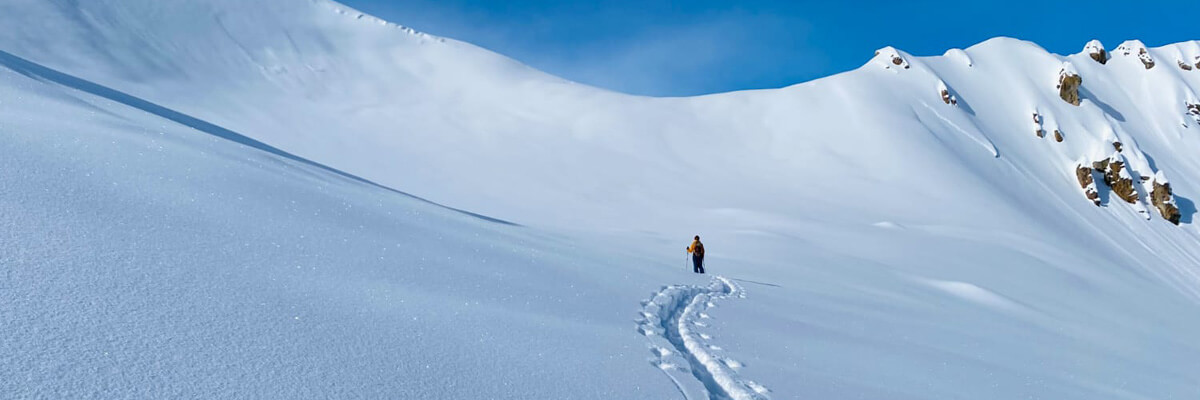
[694, 242, 705, 258]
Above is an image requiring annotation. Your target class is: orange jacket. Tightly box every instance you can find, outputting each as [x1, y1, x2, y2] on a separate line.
[688, 240, 705, 257]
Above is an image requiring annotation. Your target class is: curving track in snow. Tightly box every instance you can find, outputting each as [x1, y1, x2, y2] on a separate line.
[637, 276, 770, 400]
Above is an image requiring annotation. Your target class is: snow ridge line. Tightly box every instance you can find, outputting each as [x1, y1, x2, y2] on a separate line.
[637, 276, 770, 400]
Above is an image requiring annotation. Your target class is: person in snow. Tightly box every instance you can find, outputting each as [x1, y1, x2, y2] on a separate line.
[687, 235, 705, 274]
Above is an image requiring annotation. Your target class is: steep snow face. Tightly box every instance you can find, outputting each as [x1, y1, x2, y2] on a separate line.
[5, 0, 1200, 399]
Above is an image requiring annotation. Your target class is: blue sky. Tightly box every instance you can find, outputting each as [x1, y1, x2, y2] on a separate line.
[343, 0, 1199, 97]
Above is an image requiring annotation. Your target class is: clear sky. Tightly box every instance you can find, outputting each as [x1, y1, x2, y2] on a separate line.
[341, 0, 1199, 97]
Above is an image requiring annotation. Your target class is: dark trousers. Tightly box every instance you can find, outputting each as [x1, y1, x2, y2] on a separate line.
[692, 256, 704, 273]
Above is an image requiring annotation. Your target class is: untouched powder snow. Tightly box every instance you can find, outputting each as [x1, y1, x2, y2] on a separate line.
[4, 0, 1200, 399]
[0, 46, 682, 399]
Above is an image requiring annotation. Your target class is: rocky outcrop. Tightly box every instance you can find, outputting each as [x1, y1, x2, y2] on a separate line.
[1117, 41, 1155, 69]
[1077, 154, 1136, 205]
[941, 89, 956, 105]
[1181, 60, 1194, 71]
[1076, 162, 1101, 206]
[1075, 144, 1180, 224]
[1138, 49, 1156, 69]
[1084, 40, 1107, 64]
[1151, 173, 1181, 225]
[1032, 111, 1045, 137]
[938, 80, 957, 105]
[1094, 155, 1138, 204]
[1187, 103, 1200, 124]
[874, 47, 910, 70]
[1056, 63, 1082, 105]
[1054, 129, 1064, 142]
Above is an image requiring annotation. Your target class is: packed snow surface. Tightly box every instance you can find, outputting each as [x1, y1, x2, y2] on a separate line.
[4, 0, 1200, 398]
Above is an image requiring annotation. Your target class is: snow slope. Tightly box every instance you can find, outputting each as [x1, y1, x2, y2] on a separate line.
[4, 0, 1200, 398]
[0, 46, 692, 399]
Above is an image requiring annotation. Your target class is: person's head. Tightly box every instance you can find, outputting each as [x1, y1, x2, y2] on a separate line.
[694, 235, 700, 241]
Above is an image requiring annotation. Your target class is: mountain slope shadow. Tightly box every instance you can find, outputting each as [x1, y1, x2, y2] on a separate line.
[1080, 86, 1125, 122]
[0, 49, 515, 226]
[1175, 195, 1196, 224]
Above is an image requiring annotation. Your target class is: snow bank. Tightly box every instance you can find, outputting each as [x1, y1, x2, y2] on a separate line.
[943, 48, 974, 67]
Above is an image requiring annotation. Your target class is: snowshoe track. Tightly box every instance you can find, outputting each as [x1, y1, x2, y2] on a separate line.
[637, 276, 770, 400]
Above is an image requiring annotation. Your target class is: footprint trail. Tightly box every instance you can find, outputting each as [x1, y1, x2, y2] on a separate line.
[637, 276, 770, 400]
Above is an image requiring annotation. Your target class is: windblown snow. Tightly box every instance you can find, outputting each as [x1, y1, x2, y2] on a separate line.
[3, 0, 1200, 398]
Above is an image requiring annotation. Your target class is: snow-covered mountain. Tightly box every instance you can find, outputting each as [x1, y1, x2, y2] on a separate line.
[4, 0, 1200, 398]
